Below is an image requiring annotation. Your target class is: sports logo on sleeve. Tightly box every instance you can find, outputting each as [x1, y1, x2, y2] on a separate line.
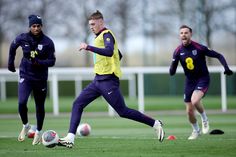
[106, 38, 111, 42]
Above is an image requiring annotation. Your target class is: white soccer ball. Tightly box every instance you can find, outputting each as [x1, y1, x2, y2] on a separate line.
[42, 130, 59, 148]
[77, 123, 91, 136]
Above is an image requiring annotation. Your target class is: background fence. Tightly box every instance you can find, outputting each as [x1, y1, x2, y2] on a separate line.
[0, 66, 236, 115]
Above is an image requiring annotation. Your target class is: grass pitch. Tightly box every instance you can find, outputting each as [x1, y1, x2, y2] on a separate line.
[0, 113, 236, 157]
[0, 96, 236, 113]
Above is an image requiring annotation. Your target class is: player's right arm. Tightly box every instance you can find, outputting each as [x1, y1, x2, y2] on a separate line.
[169, 48, 180, 76]
[85, 32, 114, 57]
[8, 35, 21, 72]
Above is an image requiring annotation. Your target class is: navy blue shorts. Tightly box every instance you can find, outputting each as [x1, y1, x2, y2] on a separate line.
[184, 76, 210, 102]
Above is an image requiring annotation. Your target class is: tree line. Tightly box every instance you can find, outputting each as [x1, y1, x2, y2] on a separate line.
[0, 0, 235, 67]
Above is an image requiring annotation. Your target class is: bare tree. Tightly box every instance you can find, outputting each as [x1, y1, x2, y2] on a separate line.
[0, 0, 235, 67]
[194, 0, 235, 64]
[99, 0, 138, 66]
[177, 0, 187, 22]
[0, 0, 4, 67]
[0, 0, 30, 67]
[167, 0, 235, 65]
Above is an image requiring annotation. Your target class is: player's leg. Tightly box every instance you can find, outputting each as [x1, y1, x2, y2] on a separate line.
[192, 76, 210, 134]
[191, 90, 205, 114]
[68, 82, 100, 134]
[18, 78, 32, 141]
[185, 79, 200, 140]
[59, 81, 101, 148]
[32, 80, 47, 145]
[195, 100, 209, 134]
[186, 102, 200, 140]
[100, 77, 164, 142]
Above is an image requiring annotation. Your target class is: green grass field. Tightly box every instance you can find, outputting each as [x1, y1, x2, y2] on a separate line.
[0, 96, 236, 113]
[0, 96, 236, 157]
[0, 112, 236, 157]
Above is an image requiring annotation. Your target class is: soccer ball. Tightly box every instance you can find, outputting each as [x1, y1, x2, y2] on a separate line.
[77, 123, 91, 136]
[27, 125, 37, 138]
[42, 130, 59, 148]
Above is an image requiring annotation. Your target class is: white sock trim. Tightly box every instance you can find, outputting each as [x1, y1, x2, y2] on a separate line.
[200, 111, 208, 121]
[36, 130, 42, 134]
[191, 122, 200, 131]
[67, 133, 75, 140]
[23, 123, 29, 128]
[153, 120, 161, 128]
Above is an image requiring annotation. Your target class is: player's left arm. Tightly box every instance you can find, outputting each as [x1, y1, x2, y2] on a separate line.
[205, 47, 233, 75]
[86, 32, 114, 57]
[34, 41, 56, 67]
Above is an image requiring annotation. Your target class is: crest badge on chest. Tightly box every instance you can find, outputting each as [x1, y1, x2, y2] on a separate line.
[192, 50, 197, 56]
[38, 44, 43, 50]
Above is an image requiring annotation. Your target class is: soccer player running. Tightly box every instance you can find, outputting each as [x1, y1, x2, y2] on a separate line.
[169, 25, 233, 140]
[58, 10, 164, 148]
[8, 15, 56, 145]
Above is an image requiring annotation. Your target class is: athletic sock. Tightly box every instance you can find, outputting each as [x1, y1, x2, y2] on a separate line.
[200, 111, 208, 121]
[191, 122, 200, 131]
[23, 123, 29, 128]
[153, 120, 161, 128]
[35, 130, 42, 134]
[67, 133, 75, 141]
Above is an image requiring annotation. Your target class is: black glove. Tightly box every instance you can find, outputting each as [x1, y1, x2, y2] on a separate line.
[8, 64, 16, 72]
[224, 69, 233, 75]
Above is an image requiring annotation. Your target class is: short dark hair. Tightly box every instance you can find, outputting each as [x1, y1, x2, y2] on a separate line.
[88, 10, 103, 20]
[179, 25, 192, 33]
